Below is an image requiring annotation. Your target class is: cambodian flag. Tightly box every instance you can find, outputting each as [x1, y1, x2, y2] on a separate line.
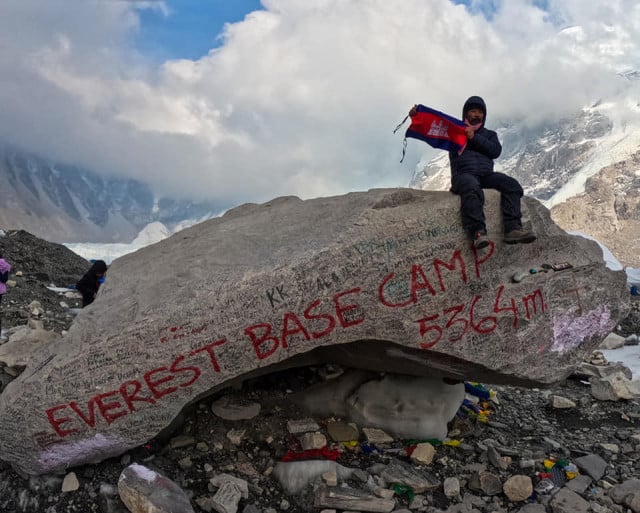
[405, 104, 468, 154]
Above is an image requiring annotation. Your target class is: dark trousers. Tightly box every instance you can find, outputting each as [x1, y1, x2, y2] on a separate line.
[81, 291, 94, 308]
[450, 172, 524, 237]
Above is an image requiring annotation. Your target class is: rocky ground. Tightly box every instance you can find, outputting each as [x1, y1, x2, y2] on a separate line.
[0, 230, 90, 333]
[0, 230, 639, 513]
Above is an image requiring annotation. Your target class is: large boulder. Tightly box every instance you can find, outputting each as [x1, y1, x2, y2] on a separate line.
[0, 188, 628, 474]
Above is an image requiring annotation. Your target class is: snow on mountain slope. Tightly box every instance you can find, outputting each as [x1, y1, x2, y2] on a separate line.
[0, 143, 224, 244]
[410, 99, 640, 208]
[409, 94, 640, 266]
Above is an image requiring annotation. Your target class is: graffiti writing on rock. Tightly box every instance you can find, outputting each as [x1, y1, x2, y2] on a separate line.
[45, 339, 227, 437]
[245, 288, 365, 360]
[416, 285, 547, 349]
[266, 284, 289, 308]
[378, 244, 493, 308]
[40, 239, 557, 440]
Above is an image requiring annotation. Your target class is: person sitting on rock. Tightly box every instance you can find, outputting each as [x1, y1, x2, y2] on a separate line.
[0, 252, 11, 340]
[448, 96, 536, 249]
[76, 259, 107, 307]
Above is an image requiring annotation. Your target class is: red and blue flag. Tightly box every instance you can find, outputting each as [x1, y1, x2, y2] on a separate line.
[394, 104, 468, 161]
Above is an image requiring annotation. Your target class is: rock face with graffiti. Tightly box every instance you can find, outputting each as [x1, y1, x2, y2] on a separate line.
[0, 188, 629, 475]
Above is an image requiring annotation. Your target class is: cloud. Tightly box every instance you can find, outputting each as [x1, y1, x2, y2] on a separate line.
[0, 0, 639, 207]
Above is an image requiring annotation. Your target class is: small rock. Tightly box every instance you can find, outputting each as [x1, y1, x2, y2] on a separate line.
[411, 443, 436, 465]
[551, 395, 576, 409]
[327, 421, 359, 442]
[469, 470, 502, 496]
[575, 453, 608, 481]
[549, 487, 590, 513]
[170, 435, 195, 449]
[299, 432, 327, 450]
[322, 470, 337, 486]
[599, 333, 626, 350]
[211, 396, 261, 420]
[361, 427, 393, 445]
[286, 418, 320, 434]
[443, 477, 460, 498]
[503, 475, 533, 502]
[61, 472, 79, 492]
[118, 464, 195, 513]
[226, 429, 245, 446]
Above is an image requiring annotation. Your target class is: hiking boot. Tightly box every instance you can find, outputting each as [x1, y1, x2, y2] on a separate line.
[471, 231, 490, 250]
[503, 228, 536, 244]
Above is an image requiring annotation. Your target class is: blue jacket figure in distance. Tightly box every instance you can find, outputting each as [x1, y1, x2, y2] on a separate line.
[76, 259, 107, 307]
[450, 96, 536, 250]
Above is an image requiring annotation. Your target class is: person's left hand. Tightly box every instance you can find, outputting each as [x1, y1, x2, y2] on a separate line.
[465, 126, 475, 139]
[409, 104, 417, 116]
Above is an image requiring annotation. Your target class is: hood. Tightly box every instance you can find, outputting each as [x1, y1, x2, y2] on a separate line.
[88, 259, 107, 275]
[462, 96, 487, 124]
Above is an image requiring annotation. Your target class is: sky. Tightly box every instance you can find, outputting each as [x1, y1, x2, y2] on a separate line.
[1, 0, 640, 211]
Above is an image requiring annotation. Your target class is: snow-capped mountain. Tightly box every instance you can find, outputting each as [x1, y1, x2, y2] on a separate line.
[409, 105, 637, 203]
[0, 144, 224, 243]
[409, 95, 640, 266]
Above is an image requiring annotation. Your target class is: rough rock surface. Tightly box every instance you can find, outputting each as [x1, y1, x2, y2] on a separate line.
[0, 189, 629, 475]
[550, 150, 640, 267]
[0, 229, 89, 332]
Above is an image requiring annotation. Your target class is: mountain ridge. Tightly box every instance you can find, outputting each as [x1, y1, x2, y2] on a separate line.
[0, 143, 223, 244]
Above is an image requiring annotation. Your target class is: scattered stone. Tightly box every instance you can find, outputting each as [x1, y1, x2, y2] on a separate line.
[551, 395, 576, 409]
[468, 470, 502, 496]
[61, 472, 80, 492]
[574, 361, 633, 380]
[286, 418, 320, 434]
[178, 457, 193, 470]
[170, 435, 195, 449]
[118, 463, 195, 513]
[314, 484, 395, 513]
[410, 442, 436, 464]
[488, 446, 510, 470]
[226, 429, 245, 446]
[211, 481, 246, 513]
[591, 372, 640, 401]
[549, 487, 590, 513]
[503, 475, 533, 502]
[380, 460, 439, 493]
[327, 421, 359, 442]
[518, 504, 547, 513]
[599, 443, 619, 453]
[608, 478, 640, 504]
[444, 477, 461, 498]
[599, 333, 626, 350]
[575, 453, 608, 480]
[361, 427, 393, 445]
[299, 432, 327, 450]
[564, 475, 592, 494]
[322, 470, 337, 486]
[211, 397, 261, 421]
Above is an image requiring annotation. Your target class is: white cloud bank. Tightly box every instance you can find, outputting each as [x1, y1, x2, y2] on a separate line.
[1, 0, 639, 208]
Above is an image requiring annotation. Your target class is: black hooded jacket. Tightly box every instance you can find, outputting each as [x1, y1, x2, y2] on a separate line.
[76, 260, 107, 306]
[449, 96, 502, 178]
